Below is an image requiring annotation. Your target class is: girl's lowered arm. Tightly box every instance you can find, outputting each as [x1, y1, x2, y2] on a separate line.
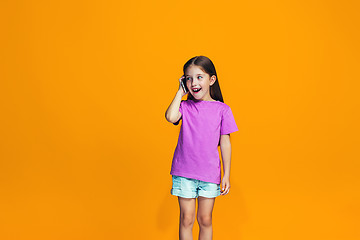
[220, 134, 232, 178]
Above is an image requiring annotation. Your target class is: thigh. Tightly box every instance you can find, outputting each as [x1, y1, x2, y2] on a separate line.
[197, 196, 215, 217]
[178, 196, 196, 217]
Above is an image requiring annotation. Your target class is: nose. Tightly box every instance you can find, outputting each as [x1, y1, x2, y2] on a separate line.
[190, 78, 199, 86]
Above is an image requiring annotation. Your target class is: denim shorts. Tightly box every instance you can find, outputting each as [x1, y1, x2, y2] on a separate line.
[171, 175, 221, 198]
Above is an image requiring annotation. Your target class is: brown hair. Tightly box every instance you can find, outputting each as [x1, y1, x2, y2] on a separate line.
[182, 56, 227, 145]
[183, 55, 224, 103]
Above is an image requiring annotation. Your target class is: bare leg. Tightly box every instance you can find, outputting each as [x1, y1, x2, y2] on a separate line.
[197, 196, 215, 240]
[178, 196, 196, 240]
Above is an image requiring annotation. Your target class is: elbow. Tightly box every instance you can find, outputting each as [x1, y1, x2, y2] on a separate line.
[165, 110, 181, 123]
[165, 113, 171, 123]
[220, 135, 232, 147]
[165, 110, 171, 122]
[165, 112, 176, 123]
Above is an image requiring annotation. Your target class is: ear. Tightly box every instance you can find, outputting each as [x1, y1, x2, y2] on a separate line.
[210, 75, 217, 85]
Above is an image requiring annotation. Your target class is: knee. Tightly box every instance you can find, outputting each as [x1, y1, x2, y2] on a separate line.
[180, 213, 195, 227]
[197, 215, 212, 228]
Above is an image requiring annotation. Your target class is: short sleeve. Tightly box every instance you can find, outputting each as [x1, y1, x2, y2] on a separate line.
[220, 107, 239, 135]
[173, 100, 184, 125]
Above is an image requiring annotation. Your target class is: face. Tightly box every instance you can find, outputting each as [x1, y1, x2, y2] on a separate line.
[184, 65, 216, 101]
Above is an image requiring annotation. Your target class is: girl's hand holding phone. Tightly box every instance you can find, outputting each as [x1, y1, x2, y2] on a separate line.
[178, 75, 188, 97]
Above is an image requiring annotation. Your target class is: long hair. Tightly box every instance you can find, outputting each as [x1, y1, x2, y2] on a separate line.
[183, 56, 224, 103]
[182, 56, 226, 146]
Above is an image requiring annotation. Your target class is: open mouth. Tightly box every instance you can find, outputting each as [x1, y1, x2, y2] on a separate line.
[193, 88, 202, 93]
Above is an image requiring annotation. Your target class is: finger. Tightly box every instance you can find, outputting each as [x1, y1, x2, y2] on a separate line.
[221, 185, 226, 195]
[224, 183, 229, 191]
[220, 186, 224, 195]
[223, 186, 230, 195]
[226, 187, 231, 194]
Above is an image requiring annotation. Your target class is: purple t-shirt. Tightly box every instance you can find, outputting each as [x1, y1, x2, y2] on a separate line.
[170, 99, 239, 184]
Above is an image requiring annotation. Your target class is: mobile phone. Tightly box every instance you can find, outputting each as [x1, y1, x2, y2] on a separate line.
[180, 76, 188, 93]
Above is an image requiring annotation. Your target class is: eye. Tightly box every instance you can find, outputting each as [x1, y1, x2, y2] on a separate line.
[198, 76, 202, 79]
[186, 77, 191, 80]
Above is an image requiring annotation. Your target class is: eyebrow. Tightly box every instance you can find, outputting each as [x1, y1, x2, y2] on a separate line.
[185, 74, 204, 76]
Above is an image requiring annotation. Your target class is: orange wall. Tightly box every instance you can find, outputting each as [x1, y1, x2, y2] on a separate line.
[1, 0, 359, 239]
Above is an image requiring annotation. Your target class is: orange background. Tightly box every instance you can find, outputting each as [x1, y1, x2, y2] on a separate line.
[1, 0, 359, 239]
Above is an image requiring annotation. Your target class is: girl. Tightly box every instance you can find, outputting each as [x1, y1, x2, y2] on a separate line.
[165, 56, 239, 240]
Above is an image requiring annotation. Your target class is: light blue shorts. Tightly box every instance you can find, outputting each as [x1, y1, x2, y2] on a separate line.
[171, 175, 221, 198]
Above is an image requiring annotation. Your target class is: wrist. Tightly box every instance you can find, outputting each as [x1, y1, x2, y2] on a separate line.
[176, 89, 183, 97]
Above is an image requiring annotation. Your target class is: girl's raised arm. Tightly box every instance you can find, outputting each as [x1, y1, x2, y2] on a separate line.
[165, 76, 187, 123]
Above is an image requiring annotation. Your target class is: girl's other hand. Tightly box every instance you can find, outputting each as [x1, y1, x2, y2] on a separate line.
[220, 177, 230, 195]
[178, 75, 187, 97]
